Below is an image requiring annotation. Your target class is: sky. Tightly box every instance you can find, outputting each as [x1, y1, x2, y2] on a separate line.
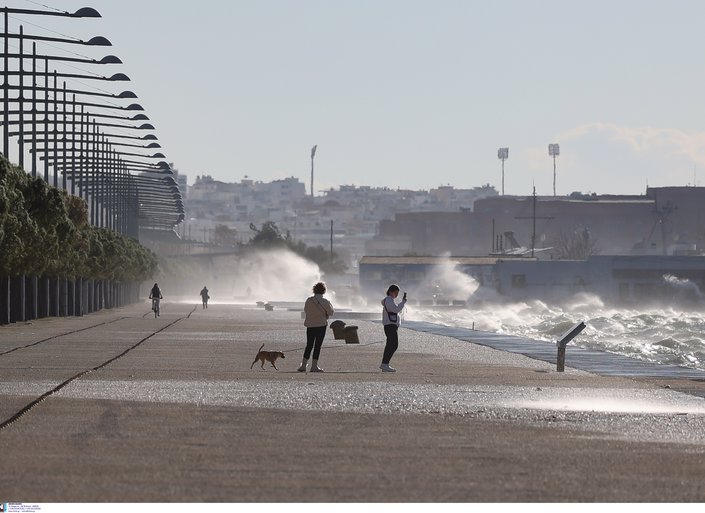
[8, 0, 705, 196]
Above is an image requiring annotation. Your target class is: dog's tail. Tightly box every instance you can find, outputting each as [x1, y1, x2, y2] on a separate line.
[257, 343, 265, 352]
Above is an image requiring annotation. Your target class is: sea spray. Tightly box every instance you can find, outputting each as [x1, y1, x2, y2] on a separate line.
[232, 248, 323, 301]
[393, 266, 705, 370]
[407, 292, 705, 371]
[156, 247, 325, 303]
[663, 274, 705, 304]
[414, 255, 480, 301]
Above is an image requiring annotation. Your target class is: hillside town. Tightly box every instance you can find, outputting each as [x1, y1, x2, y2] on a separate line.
[142, 170, 705, 306]
[165, 169, 498, 269]
[158, 168, 705, 265]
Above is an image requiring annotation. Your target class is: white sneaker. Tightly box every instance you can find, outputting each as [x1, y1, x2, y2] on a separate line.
[380, 364, 396, 372]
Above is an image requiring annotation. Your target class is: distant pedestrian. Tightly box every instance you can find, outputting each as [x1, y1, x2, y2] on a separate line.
[200, 286, 210, 309]
[299, 281, 335, 373]
[380, 284, 407, 372]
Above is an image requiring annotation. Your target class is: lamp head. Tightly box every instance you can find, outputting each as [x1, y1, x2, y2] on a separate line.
[73, 7, 102, 18]
[99, 55, 122, 64]
[86, 36, 112, 46]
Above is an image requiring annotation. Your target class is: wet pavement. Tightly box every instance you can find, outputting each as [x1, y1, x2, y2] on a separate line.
[2, 302, 705, 501]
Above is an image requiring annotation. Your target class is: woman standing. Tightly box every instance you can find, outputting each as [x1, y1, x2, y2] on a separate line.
[381, 284, 407, 372]
[300, 282, 335, 373]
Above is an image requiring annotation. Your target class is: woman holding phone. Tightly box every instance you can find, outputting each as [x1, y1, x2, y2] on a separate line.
[380, 284, 407, 372]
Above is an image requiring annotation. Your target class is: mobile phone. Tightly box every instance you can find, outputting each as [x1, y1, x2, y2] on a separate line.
[403, 292, 407, 300]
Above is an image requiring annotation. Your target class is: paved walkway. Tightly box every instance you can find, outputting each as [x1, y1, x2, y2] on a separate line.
[2, 302, 705, 502]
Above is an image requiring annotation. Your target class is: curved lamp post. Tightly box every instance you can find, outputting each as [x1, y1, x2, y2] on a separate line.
[0, 6, 105, 322]
[2, 11, 112, 159]
[1, 6, 185, 323]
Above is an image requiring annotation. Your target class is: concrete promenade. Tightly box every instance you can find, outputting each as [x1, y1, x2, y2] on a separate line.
[2, 302, 705, 502]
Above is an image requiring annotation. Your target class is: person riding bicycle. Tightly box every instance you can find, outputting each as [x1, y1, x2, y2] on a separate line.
[149, 283, 163, 317]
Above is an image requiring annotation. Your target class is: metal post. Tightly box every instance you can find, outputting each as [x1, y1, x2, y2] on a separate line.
[556, 322, 586, 372]
[3, 9, 9, 158]
[310, 144, 317, 198]
[43, 58, 48, 182]
[31, 42, 37, 177]
[52, 70, 57, 188]
[557, 346, 566, 372]
[70, 94, 76, 194]
[531, 187, 536, 258]
[548, 143, 559, 198]
[18, 25, 24, 168]
[61, 81, 67, 190]
[497, 148, 508, 196]
[501, 158, 505, 195]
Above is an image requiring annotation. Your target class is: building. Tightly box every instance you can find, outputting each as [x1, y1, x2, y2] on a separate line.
[369, 187, 705, 258]
[359, 255, 705, 307]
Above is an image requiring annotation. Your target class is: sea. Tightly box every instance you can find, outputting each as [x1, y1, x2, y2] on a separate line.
[407, 292, 705, 372]
[384, 261, 705, 372]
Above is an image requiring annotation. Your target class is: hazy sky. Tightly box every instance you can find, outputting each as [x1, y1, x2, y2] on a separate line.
[10, 0, 705, 195]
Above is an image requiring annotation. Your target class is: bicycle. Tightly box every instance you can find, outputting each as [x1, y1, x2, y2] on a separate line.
[151, 297, 161, 317]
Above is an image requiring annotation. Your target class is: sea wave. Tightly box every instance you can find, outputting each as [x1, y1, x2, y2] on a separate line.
[405, 293, 705, 371]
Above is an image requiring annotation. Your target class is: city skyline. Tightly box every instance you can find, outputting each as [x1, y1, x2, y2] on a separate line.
[16, 0, 705, 196]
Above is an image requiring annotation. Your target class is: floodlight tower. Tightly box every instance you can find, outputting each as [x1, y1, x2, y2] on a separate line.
[548, 143, 560, 197]
[497, 147, 508, 195]
[310, 144, 317, 198]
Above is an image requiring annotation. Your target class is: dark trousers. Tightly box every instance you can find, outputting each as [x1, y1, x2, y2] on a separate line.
[383, 324, 399, 364]
[305, 326, 327, 360]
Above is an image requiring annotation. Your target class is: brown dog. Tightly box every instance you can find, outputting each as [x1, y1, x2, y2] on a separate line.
[250, 343, 285, 370]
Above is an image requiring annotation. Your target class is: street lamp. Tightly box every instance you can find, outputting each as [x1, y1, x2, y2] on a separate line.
[0, 8, 109, 323]
[548, 143, 560, 197]
[3, 40, 140, 195]
[0, 6, 186, 321]
[1, 7, 101, 18]
[2, 10, 184, 233]
[2, 12, 112, 159]
[497, 147, 508, 195]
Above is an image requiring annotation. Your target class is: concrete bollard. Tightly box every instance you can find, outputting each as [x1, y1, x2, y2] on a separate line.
[343, 325, 359, 344]
[330, 320, 347, 339]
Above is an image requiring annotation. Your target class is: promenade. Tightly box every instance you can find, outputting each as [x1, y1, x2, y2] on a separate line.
[2, 302, 705, 502]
